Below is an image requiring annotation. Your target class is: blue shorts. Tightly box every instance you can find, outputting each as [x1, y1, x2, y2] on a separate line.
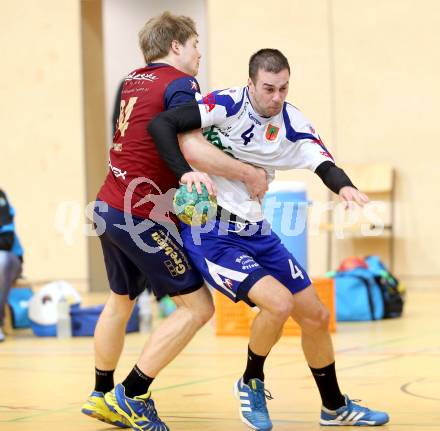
[180, 218, 311, 306]
[94, 202, 204, 300]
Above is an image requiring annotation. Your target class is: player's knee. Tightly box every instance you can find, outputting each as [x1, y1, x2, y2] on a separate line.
[102, 294, 135, 320]
[300, 306, 330, 334]
[279, 301, 294, 322]
[182, 297, 214, 328]
[316, 306, 330, 331]
[188, 309, 211, 329]
[269, 297, 293, 322]
[193, 301, 215, 327]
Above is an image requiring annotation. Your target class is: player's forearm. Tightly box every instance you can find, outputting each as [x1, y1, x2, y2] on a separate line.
[179, 130, 255, 182]
[315, 161, 356, 194]
[149, 102, 255, 182]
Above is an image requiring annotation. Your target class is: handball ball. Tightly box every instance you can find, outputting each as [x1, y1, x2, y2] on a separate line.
[173, 183, 217, 225]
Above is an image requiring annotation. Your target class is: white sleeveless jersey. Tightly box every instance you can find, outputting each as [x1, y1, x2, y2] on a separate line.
[196, 87, 334, 222]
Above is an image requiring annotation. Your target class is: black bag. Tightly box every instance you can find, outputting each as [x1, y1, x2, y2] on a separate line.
[364, 256, 405, 318]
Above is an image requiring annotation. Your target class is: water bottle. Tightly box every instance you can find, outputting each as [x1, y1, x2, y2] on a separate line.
[57, 295, 72, 338]
[138, 290, 152, 333]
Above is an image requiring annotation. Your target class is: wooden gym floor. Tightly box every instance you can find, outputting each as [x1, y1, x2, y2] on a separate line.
[0, 285, 439, 430]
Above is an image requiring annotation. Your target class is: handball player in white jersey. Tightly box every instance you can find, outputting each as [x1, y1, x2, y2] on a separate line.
[149, 48, 389, 430]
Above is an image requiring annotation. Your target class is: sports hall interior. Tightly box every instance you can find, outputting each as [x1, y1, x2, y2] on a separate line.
[1, 1, 439, 430]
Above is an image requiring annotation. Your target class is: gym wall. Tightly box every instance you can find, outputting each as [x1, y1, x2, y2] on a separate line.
[206, 0, 440, 281]
[1, 0, 438, 291]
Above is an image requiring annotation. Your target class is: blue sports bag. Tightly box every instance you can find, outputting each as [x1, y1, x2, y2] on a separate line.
[7, 287, 33, 328]
[333, 268, 385, 321]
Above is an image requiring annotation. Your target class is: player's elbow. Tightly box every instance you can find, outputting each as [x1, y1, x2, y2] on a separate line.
[147, 118, 161, 145]
[178, 130, 206, 168]
[181, 146, 198, 166]
[178, 137, 198, 166]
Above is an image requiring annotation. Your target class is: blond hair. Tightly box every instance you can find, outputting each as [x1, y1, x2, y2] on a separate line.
[139, 11, 198, 63]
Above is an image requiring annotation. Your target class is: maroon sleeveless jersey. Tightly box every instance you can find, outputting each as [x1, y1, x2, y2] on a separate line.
[98, 64, 200, 220]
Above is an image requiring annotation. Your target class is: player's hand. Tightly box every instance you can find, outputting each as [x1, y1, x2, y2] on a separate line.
[243, 165, 269, 201]
[339, 186, 369, 208]
[180, 171, 217, 196]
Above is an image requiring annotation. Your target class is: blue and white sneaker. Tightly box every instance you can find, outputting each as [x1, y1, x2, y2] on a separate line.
[104, 383, 169, 431]
[320, 395, 390, 426]
[233, 377, 273, 431]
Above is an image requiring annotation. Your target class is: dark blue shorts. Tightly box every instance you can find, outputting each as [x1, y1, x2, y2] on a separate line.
[94, 202, 204, 300]
[180, 218, 311, 306]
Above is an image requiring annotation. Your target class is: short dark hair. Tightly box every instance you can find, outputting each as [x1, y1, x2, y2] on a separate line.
[249, 49, 290, 82]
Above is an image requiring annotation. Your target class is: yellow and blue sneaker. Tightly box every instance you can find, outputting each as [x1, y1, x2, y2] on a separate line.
[233, 377, 273, 431]
[81, 390, 130, 428]
[320, 395, 390, 426]
[104, 383, 169, 431]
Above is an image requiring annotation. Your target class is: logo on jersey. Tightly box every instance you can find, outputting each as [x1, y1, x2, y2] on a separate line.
[223, 278, 233, 289]
[265, 124, 280, 141]
[108, 160, 127, 180]
[248, 112, 261, 125]
[126, 71, 158, 82]
[190, 80, 198, 91]
[202, 92, 216, 112]
[312, 137, 334, 161]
